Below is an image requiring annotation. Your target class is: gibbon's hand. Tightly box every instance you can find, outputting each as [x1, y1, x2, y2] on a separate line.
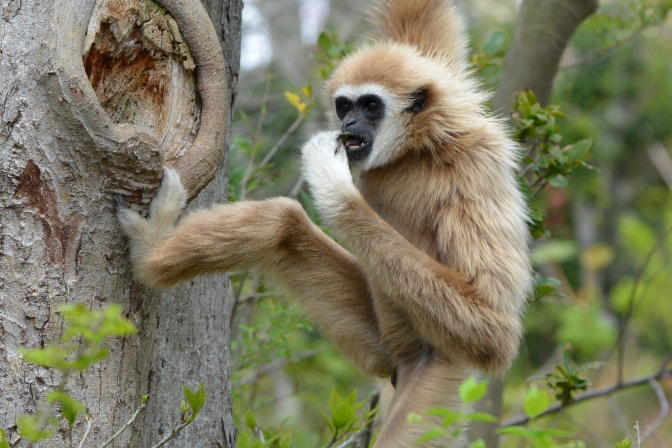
[301, 131, 357, 223]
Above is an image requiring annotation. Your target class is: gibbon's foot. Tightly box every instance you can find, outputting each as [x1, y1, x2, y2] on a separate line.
[117, 168, 187, 236]
[301, 130, 357, 223]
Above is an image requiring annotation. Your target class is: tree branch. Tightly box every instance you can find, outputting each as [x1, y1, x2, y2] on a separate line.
[494, 0, 599, 113]
[501, 368, 672, 427]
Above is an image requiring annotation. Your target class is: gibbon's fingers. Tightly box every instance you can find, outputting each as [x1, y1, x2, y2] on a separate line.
[134, 196, 395, 376]
[326, 191, 522, 373]
[301, 130, 356, 225]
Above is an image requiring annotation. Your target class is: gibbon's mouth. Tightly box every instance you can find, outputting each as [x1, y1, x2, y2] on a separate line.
[340, 133, 372, 162]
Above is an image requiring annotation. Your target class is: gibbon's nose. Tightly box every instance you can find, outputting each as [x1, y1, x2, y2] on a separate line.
[342, 117, 357, 133]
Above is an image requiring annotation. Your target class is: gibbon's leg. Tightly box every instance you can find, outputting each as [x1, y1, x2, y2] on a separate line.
[375, 354, 471, 448]
[117, 169, 395, 377]
[302, 132, 523, 374]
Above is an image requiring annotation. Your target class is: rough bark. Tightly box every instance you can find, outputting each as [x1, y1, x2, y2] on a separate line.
[0, 0, 240, 446]
[471, 0, 599, 445]
[137, 1, 243, 447]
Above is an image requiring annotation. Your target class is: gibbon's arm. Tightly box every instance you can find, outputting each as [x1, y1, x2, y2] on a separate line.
[117, 169, 394, 377]
[302, 132, 527, 374]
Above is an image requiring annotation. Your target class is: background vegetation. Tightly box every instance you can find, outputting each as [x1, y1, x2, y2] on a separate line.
[226, 0, 672, 446]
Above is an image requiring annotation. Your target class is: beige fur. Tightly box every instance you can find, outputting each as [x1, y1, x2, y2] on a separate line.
[118, 1, 532, 446]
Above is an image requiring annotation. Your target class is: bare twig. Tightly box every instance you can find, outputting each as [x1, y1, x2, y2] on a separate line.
[76, 416, 93, 448]
[501, 368, 672, 427]
[149, 420, 192, 448]
[238, 349, 324, 385]
[616, 225, 672, 383]
[100, 399, 148, 448]
[259, 112, 305, 168]
[641, 379, 669, 441]
[289, 174, 305, 199]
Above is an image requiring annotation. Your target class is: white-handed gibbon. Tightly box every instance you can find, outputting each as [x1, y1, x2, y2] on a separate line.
[117, 0, 532, 446]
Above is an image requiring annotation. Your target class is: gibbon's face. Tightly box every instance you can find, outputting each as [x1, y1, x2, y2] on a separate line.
[334, 83, 427, 169]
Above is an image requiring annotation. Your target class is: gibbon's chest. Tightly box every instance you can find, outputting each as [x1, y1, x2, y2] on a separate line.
[357, 163, 451, 261]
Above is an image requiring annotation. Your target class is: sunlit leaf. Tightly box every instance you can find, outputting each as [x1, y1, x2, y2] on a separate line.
[523, 385, 550, 419]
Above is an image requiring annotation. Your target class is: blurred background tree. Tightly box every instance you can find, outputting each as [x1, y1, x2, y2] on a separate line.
[226, 0, 672, 446]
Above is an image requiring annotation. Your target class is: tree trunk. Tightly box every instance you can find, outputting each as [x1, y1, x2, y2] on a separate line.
[138, 1, 243, 446]
[0, 0, 241, 446]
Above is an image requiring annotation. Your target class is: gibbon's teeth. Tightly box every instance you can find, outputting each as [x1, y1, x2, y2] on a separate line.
[341, 134, 366, 150]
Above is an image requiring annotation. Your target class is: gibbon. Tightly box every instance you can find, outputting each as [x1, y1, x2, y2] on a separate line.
[117, 0, 532, 446]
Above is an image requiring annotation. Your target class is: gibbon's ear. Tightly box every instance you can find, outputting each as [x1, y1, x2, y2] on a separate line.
[406, 88, 427, 114]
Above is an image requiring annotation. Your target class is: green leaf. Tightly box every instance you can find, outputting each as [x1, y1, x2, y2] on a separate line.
[0, 429, 9, 448]
[524, 385, 550, 419]
[564, 139, 592, 163]
[483, 31, 506, 55]
[244, 409, 257, 430]
[548, 174, 568, 188]
[416, 427, 448, 443]
[237, 431, 253, 448]
[183, 383, 206, 418]
[470, 440, 486, 448]
[497, 426, 531, 436]
[47, 391, 86, 429]
[615, 438, 633, 448]
[534, 277, 562, 299]
[459, 377, 488, 404]
[465, 412, 499, 423]
[17, 415, 54, 442]
[330, 395, 356, 430]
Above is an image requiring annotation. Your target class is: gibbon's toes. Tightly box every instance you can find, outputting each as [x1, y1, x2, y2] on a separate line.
[148, 167, 188, 222]
[116, 206, 145, 237]
[113, 194, 128, 211]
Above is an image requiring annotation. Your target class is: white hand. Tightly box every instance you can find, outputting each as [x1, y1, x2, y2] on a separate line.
[301, 131, 357, 223]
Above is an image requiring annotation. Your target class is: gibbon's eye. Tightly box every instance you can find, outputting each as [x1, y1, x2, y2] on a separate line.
[357, 94, 385, 117]
[335, 97, 352, 120]
[365, 101, 379, 112]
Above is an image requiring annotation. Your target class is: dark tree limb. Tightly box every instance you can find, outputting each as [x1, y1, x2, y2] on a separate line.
[493, 0, 599, 113]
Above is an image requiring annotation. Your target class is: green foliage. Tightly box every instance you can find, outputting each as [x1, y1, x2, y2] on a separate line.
[471, 31, 508, 88]
[233, 298, 317, 378]
[0, 429, 7, 448]
[512, 90, 594, 243]
[528, 349, 603, 405]
[319, 389, 376, 446]
[615, 438, 633, 448]
[515, 90, 593, 194]
[12, 303, 136, 443]
[16, 414, 57, 443]
[182, 383, 206, 423]
[46, 391, 86, 429]
[315, 30, 357, 79]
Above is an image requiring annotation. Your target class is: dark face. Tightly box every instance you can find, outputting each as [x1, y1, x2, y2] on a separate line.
[335, 94, 385, 162]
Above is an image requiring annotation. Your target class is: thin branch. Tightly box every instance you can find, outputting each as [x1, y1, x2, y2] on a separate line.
[259, 112, 304, 168]
[238, 349, 324, 385]
[501, 368, 672, 427]
[641, 379, 669, 441]
[616, 225, 672, 383]
[99, 399, 148, 448]
[149, 420, 192, 448]
[77, 416, 93, 448]
[289, 174, 305, 199]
